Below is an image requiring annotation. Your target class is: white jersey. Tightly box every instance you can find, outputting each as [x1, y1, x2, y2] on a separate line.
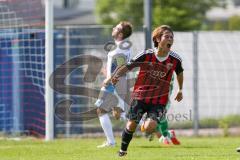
[95, 40, 131, 112]
[106, 40, 131, 95]
[106, 40, 131, 79]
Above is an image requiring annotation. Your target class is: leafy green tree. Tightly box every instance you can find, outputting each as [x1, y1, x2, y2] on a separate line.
[95, 0, 224, 31]
[228, 15, 240, 30]
[95, 0, 143, 27]
[153, 0, 221, 31]
[211, 21, 227, 30]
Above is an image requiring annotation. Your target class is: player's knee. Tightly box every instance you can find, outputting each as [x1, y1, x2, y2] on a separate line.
[97, 108, 106, 116]
[96, 108, 101, 116]
[144, 119, 157, 133]
[112, 107, 122, 120]
[126, 120, 137, 132]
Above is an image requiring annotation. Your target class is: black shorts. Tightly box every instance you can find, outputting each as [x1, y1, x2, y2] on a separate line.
[127, 99, 166, 124]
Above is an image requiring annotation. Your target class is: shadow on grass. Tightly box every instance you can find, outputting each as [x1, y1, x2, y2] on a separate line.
[138, 145, 214, 149]
[138, 145, 177, 149]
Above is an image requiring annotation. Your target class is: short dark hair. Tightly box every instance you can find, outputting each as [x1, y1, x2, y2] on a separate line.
[119, 21, 133, 39]
[152, 25, 173, 48]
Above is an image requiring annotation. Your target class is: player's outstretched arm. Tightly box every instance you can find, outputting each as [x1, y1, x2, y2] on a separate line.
[110, 65, 129, 85]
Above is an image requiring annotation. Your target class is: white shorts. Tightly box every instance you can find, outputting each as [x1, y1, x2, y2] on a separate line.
[94, 86, 126, 112]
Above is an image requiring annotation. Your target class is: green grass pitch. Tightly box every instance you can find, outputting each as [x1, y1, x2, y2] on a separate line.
[0, 137, 239, 160]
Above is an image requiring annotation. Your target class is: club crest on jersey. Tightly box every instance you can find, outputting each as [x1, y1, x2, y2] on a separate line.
[145, 63, 169, 80]
[149, 70, 167, 79]
[166, 63, 173, 70]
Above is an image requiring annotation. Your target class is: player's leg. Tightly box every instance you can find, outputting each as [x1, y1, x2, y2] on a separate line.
[142, 118, 158, 133]
[139, 113, 157, 141]
[157, 118, 171, 144]
[156, 74, 181, 144]
[138, 103, 166, 142]
[119, 100, 145, 157]
[141, 112, 179, 144]
[168, 130, 180, 145]
[119, 120, 137, 156]
[141, 106, 166, 141]
[141, 116, 171, 143]
[157, 117, 180, 145]
[154, 129, 162, 139]
[147, 103, 167, 141]
[158, 101, 171, 142]
[141, 117, 157, 141]
[112, 107, 124, 120]
[115, 78, 129, 121]
[95, 85, 118, 148]
[97, 108, 116, 148]
[158, 100, 180, 145]
[158, 118, 169, 137]
[113, 92, 127, 121]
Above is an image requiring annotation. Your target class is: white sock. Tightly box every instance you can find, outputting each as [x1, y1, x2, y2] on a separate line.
[99, 114, 115, 144]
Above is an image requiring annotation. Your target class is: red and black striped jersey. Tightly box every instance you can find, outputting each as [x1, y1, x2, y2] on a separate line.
[126, 49, 183, 105]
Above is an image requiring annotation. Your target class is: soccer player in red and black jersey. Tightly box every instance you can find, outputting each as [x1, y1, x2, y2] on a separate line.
[109, 25, 184, 157]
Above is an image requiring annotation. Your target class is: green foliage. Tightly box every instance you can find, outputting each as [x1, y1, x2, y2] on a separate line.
[217, 114, 240, 137]
[95, 0, 222, 31]
[170, 114, 240, 129]
[219, 119, 229, 137]
[95, 0, 143, 26]
[219, 115, 240, 127]
[199, 118, 219, 128]
[228, 15, 240, 30]
[212, 21, 228, 30]
[169, 121, 193, 129]
[208, 16, 240, 31]
[152, 0, 220, 31]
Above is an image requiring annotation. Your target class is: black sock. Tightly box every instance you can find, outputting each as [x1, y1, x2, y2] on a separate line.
[121, 128, 134, 152]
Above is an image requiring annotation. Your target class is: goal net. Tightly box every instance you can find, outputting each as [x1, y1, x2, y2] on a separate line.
[0, 0, 45, 137]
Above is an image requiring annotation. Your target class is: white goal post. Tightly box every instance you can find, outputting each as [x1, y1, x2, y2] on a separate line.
[45, 0, 54, 141]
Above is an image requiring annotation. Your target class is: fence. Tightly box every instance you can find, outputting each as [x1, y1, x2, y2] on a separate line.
[52, 26, 240, 136]
[1, 23, 240, 137]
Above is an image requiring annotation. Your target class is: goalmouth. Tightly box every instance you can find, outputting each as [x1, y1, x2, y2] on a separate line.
[0, 0, 54, 140]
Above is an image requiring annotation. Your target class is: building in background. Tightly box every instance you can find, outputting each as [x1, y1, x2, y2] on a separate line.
[207, 0, 240, 21]
[51, 0, 96, 25]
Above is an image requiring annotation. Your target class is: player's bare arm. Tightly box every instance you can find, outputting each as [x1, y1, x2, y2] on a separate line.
[110, 65, 130, 85]
[175, 72, 183, 102]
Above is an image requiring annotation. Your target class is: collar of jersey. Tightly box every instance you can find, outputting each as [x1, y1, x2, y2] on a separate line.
[115, 38, 129, 45]
[154, 48, 170, 62]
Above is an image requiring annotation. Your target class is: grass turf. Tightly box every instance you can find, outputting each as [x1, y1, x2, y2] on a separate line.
[0, 137, 239, 160]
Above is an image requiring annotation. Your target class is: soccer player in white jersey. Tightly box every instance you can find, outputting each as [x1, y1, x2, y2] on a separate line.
[96, 21, 133, 148]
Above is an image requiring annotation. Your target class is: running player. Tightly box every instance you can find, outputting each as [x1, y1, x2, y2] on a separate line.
[110, 25, 184, 156]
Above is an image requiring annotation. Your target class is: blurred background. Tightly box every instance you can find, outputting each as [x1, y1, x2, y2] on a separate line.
[0, 0, 240, 139]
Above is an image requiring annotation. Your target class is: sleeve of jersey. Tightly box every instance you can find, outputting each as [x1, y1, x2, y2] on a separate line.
[175, 60, 184, 75]
[125, 52, 146, 70]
